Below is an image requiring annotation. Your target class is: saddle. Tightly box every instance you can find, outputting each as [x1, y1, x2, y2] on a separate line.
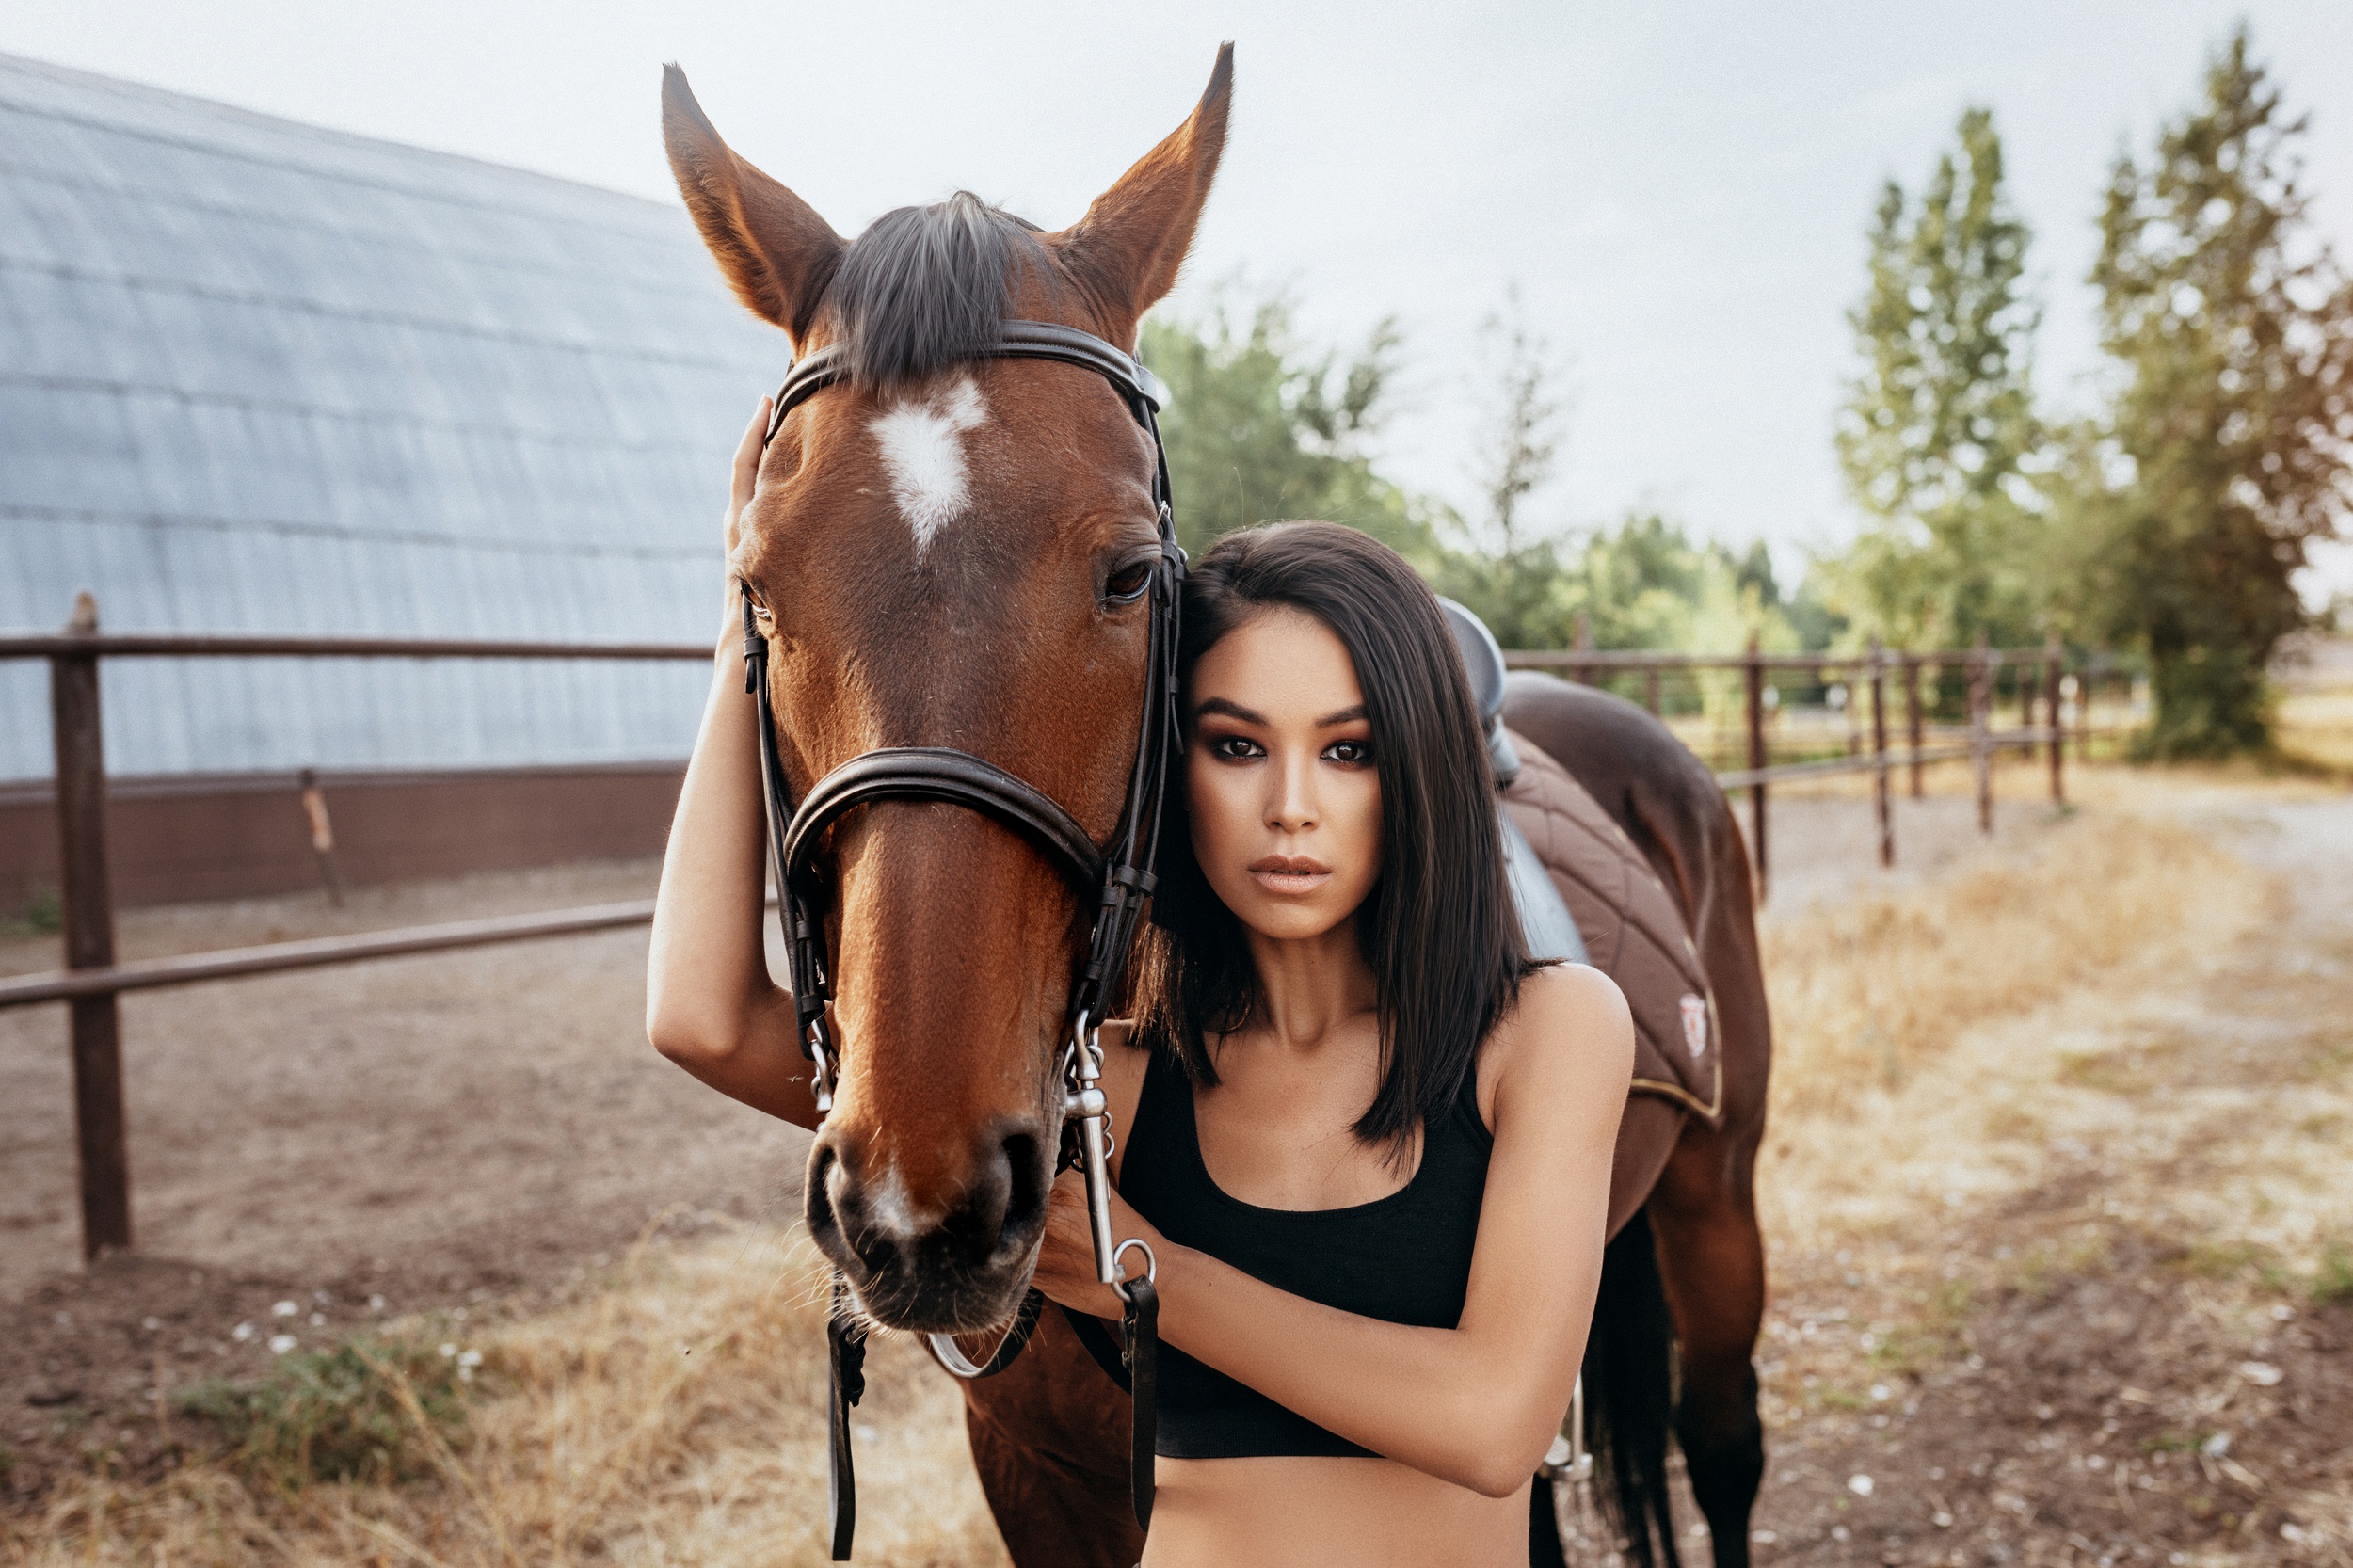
[1442, 603, 1721, 1124]
[1499, 734, 1721, 1121]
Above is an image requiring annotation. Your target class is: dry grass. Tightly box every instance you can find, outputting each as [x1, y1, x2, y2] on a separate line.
[1762, 805, 2258, 1125]
[1758, 782, 2274, 1249]
[5, 1226, 1004, 1568]
[2279, 683, 2353, 775]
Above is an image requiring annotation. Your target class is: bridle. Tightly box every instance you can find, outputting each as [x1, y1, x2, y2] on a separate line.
[742, 319, 1177, 1560]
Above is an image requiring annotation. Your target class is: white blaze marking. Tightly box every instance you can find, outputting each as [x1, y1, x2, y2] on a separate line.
[871, 377, 986, 557]
[859, 1169, 938, 1240]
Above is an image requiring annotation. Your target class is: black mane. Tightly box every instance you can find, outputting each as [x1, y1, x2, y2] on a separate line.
[825, 192, 1048, 386]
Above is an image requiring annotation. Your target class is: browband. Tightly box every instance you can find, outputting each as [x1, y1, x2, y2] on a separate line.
[763, 319, 1169, 447]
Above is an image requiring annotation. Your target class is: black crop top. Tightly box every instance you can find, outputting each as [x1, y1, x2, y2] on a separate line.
[1069, 1045, 1493, 1459]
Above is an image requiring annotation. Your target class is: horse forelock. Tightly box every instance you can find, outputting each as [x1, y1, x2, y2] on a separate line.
[824, 193, 1058, 387]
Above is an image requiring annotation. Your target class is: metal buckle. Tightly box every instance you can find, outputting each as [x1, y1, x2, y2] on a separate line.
[1061, 1012, 1122, 1284]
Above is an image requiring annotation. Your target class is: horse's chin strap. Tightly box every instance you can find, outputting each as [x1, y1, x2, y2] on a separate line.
[744, 322, 1178, 1560]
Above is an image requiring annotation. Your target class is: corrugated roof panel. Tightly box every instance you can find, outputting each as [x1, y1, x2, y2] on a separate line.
[0, 52, 773, 780]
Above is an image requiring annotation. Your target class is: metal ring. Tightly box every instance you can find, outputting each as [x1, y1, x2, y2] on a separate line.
[1110, 1237, 1158, 1297]
[926, 1331, 995, 1379]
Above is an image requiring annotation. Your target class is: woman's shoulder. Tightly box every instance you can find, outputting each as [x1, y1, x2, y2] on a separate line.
[1516, 961, 1630, 1032]
[1480, 964, 1634, 1112]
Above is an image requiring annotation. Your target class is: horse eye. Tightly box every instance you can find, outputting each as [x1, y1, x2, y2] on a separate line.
[1103, 561, 1154, 604]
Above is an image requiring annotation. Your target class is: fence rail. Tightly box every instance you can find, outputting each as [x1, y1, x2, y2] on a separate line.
[4, 597, 2138, 1262]
[0, 900, 663, 1007]
[0, 632, 713, 661]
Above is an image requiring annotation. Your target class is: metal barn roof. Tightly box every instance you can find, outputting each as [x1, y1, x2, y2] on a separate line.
[0, 52, 781, 780]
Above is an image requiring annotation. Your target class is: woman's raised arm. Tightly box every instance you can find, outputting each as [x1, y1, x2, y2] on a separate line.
[645, 399, 824, 1129]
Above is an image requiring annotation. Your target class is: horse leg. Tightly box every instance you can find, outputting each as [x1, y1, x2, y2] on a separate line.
[1647, 1118, 1769, 1567]
[1537, 1094, 1688, 1566]
[1643, 788, 1772, 1566]
[958, 1307, 1142, 1568]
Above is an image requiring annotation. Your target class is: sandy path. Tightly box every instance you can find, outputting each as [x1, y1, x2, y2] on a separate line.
[2, 861, 809, 1304]
[1722, 780, 2353, 1566]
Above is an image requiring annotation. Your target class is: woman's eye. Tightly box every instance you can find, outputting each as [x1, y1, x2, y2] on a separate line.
[1103, 561, 1154, 604]
[1209, 735, 1264, 761]
[1323, 740, 1373, 765]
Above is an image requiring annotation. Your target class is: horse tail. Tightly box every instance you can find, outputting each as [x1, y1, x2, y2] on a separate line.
[1582, 1206, 1681, 1568]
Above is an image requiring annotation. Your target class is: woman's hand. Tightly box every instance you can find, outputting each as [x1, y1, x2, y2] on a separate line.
[1031, 1169, 1164, 1320]
[724, 397, 770, 557]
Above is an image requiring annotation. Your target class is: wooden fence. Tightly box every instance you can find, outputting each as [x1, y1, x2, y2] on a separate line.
[1503, 631, 2134, 895]
[1, 598, 2133, 1262]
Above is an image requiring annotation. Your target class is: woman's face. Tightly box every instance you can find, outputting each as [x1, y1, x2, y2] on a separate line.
[1184, 607, 1383, 943]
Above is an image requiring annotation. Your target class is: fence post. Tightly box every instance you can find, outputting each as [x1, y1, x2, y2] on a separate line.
[50, 591, 131, 1260]
[1904, 656, 1925, 798]
[299, 767, 344, 905]
[1869, 636, 1892, 868]
[1970, 632, 1994, 837]
[1745, 632, 1768, 900]
[2045, 634, 2065, 805]
[1572, 612, 1594, 686]
[2078, 656, 2097, 761]
[1644, 666, 1661, 715]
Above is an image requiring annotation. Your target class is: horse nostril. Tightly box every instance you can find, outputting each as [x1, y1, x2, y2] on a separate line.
[995, 1128, 1048, 1257]
[804, 1139, 841, 1240]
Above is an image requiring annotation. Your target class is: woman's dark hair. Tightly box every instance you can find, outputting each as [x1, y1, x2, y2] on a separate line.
[1135, 521, 1529, 1150]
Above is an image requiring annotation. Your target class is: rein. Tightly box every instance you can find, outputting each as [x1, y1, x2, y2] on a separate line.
[742, 319, 1178, 1559]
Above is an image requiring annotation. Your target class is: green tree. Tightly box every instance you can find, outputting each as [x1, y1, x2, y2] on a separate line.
[2078, 26, 2353, 756]
[1567, 516, 1804, 654]
[1833, 106, 2046, 648]
[1141, 298, 1434, 559]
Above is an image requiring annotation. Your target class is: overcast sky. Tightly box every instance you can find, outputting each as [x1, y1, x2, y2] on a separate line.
[8, 0, 2350, 596]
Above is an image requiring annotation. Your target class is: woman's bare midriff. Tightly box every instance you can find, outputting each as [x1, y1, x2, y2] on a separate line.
[1142, 1454, 1529, 1567]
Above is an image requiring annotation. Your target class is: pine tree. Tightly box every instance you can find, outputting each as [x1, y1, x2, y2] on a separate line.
[2082, 26, 2353, 756]
[1833, 107, 2045, 648]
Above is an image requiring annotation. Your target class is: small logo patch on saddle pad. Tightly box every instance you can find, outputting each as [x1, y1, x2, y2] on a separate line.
[1680, 994, 1709, 1063]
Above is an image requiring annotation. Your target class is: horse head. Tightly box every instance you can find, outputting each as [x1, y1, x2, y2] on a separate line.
[662, 50, 1229, 1333]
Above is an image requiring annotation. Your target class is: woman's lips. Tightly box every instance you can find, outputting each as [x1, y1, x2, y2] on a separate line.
[1247, 855, 1331, 895]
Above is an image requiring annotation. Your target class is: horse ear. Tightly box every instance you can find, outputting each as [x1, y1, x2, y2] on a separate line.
[663, 65, 846, 346]
[1050, 43, 1233, 340]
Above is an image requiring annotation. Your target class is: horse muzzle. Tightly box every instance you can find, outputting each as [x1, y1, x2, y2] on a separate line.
[804, 1114, 1055, 1332]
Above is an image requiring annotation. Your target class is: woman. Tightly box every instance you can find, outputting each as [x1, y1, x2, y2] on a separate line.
[652, 411, 1631, 1567]
[1031, 521, 1632, 1567]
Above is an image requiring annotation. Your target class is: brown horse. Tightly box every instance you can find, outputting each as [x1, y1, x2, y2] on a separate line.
[1505, 675, 1772, 1568]
[661, 47, 1769, 1567]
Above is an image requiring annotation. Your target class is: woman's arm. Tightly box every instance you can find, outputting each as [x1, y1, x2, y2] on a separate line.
[1034, 964, 1633, 1497]
[645, 400, 824, 1129]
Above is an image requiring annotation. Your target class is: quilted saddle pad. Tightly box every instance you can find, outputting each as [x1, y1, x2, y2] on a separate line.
[1497, 727, 1721, 1123]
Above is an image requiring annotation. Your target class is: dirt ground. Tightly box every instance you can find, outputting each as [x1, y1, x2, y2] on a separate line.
[4, 763, 2348, 1563]
[0, 860, 809, 1502]
[1720, 777, 2353, 1567]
